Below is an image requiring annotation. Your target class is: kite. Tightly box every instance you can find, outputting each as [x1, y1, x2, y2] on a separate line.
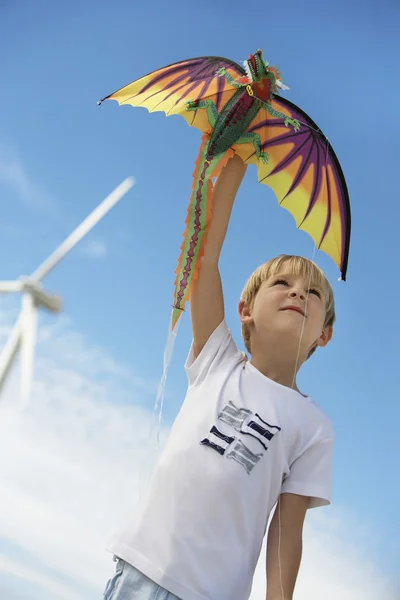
[99, 49, 351, 331]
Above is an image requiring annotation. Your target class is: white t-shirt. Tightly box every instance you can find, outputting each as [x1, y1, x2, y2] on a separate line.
[107, 320, 335, 600]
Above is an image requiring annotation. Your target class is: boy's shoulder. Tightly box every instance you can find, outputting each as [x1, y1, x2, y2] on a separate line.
[289, 396, 335, 460]
[185, 319, 245, 386]
[306, 394, 335, 435]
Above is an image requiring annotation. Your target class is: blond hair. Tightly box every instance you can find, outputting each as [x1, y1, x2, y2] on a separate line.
[240, 255, 335, 359]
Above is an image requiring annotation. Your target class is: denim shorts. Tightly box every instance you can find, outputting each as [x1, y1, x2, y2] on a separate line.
[103, 556, 181, 600]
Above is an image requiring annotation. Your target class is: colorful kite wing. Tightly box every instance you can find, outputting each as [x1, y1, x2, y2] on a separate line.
[233, 96, 351, 280]
[100, 56, 246, 135]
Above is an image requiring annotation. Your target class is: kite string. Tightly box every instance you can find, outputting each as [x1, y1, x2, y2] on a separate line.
[277, 133, 330, 600]
[277, 244, 316, 600]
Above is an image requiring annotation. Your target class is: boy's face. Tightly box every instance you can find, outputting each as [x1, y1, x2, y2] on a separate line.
[240, 270, 332, 354]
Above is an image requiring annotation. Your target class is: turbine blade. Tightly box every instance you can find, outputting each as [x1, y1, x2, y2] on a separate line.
[20, 295, 37, 404]
[0, 315, 24, 396]
[18, 279, 62, 312]
[0, 281, 23, 293]
[32, 177, 135, 281]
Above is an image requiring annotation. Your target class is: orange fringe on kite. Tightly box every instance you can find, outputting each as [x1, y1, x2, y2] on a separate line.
[172, 134, 234, 329]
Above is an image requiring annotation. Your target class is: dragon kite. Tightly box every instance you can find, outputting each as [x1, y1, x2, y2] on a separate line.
[99, 49, 351, 331]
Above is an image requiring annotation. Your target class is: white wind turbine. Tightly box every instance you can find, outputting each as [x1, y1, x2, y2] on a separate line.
[0, 177, 134, 403]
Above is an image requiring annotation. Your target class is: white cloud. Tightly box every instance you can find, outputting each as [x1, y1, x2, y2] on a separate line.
[0, 555, 82, 600]
[82, 239, 108, 258]
[0, 303, 162, 597]
[0, 306, 397, 600]
[250, 510, 398, 599]
[0, 151, 57, 215]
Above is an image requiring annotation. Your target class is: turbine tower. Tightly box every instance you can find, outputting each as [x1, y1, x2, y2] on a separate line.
[0, 177, 134, 402]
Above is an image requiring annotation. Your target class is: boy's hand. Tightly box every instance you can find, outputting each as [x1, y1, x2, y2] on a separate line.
[190, 154, 247, 357]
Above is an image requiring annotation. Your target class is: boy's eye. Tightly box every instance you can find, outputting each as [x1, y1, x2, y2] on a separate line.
[273, 279, 289, 286]
[308, 288, 321, 298]
[272, 279, 322, 298]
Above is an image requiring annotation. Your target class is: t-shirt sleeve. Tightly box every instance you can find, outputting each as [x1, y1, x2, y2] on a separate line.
[185, 320, 242, 388]
[281, 436, 335, 509]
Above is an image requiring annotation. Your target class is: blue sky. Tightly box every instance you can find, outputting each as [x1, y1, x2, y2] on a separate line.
[0, 0, 399, 598]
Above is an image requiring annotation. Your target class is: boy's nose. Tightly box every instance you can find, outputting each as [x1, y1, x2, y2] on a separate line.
[288, 288, 306, 301]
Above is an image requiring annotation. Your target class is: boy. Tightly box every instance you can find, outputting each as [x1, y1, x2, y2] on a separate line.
[103, 155, 335, 600]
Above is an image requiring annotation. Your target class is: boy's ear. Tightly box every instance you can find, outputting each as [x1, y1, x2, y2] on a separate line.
[238, 299, 253, 324]
[316, 325, 333, 348]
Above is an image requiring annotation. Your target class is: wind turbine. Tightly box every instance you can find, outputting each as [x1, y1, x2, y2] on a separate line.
[0, 177, 134, 403]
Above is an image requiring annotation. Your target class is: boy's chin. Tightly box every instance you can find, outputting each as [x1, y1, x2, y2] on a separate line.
[272, 315, 307, 331]
[261, 324, 311, 346]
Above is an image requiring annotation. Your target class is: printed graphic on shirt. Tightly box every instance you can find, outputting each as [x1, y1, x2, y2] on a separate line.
[226, 440, 263, 474]
[219, 401, 281, 450]
[218, 402, 252, 430]
[200, 401, 281, 474]
[241, 412, 282, 450]
[200, 425, 235, 456]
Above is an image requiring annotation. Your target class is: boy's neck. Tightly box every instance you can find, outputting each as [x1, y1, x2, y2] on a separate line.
[249, 342, 305, 394]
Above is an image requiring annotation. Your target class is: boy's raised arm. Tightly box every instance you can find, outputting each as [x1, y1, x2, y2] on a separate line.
[190, 154, 247, 358]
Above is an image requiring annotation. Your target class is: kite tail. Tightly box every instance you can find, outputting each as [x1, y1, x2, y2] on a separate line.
[171, 134, 234, 330]
[151, 137, 234, 448]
